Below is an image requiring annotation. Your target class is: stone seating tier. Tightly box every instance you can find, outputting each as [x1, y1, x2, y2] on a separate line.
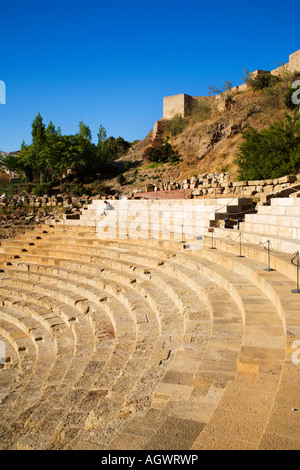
[0, 221, 299, 450]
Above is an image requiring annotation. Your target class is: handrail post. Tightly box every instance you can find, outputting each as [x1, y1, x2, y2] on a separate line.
[236, 232, 245, 258]
[264, 240, 275, 272]
[208, 228, 216, 250]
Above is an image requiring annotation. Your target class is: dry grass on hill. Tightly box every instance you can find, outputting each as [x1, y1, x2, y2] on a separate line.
[106, 80, 293, 193]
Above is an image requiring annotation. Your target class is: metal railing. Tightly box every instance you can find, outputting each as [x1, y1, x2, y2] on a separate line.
[208, 228, 300, 294]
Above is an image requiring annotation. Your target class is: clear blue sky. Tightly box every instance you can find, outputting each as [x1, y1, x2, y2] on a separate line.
[0, 0, 298, 152]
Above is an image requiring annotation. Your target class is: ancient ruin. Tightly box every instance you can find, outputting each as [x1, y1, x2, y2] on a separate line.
[0, 47, 300, 451]
[163, 49, 300, 120]
[0, 189, 299, 450]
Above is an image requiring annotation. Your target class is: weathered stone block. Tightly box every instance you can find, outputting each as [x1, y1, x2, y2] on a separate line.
[278, 175, 297, 184]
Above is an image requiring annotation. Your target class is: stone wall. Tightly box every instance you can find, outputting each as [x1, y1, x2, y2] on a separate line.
[271, 49, 300, 76]
[163, 49, 300, 120]
[0, 194, 92, 209]
[163, 94, 194, 119]
[152, 119, 166, 141]
[64, 197, 253, 242]
[289, 49, 300, 73]
[139, 173, 300, 201]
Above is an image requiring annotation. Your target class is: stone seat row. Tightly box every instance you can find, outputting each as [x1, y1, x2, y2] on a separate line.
[0, 224, 299, 448]
[0, 237, 214, 450]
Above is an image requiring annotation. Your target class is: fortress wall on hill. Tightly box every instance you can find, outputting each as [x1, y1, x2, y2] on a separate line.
[163, 49, 300, 119]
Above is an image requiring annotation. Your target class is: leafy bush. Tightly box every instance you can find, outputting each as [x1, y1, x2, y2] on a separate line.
[32, 182, 53, 196]
[59, 182, 85, 197]
[248, 72, 278, 91]
[235, 114, 300, 180]
[169, 154, 180, 166]
[117, 174, 126, 186]
[143, 137, 180, 164]
[143, 140, 166, 163]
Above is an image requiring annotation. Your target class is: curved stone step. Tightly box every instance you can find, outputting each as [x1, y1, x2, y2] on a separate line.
[0, 265, 185, 431]
[190, 246, 300, 450]
[34, 255, 245, 450]
[0, 286, 112, 448]
[0, 268, 178, 448]
[0, 317, 39, 448]
[0, 226, 298, 449]
[72, 241, 286, 450]
[0, 246, 211, 448]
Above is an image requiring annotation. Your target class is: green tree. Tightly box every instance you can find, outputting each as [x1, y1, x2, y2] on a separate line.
[78, 121, 92, 142]
[42, 133, 71, 183]
[8, 117, 131, 185]
[45, 121, 57, 136]
[30, 113, 47, 182]
[235, 114, 300, 180]
[97, 124, 107, 144]
[94, 125, 130, 173]
[0, 153, 20, 173]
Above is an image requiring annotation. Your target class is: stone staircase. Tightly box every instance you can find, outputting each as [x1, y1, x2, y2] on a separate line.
[0, 221, 299, 450]
[62, 198, 255, 240]
[214, 197, 300, 255]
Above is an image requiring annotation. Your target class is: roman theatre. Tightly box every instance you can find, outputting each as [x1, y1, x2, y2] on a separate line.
[0, 193, 299, 450]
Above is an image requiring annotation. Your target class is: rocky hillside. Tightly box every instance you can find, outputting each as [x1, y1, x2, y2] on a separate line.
[110, 77, 293, 194]
[171, 88, 287, 179]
